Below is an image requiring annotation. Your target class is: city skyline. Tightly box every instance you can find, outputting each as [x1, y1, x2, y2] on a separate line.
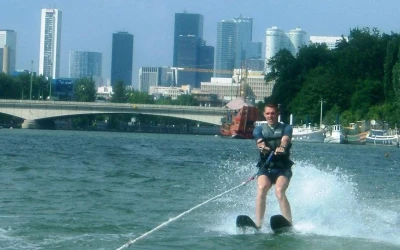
[1, 0, 399, 88]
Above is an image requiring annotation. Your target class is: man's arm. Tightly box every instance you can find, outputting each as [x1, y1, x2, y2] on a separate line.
[276, 125, 292, 153]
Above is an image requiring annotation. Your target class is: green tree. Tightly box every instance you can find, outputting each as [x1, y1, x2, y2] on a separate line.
[110, 80, 127, 103]
[126, 89, 154, 104]
[172, 94, 199, 106]
[73, 77, 96, 102]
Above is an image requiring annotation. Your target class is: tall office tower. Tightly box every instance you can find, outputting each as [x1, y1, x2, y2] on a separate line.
[233, 15, 253, 68]
[173, 13, 203, 67]
[264, 26, 308, 72]
[0, 30, 17, 74]
[69, 51, 102, 85]
[69, 51, 102, 78]
[111, 31, 134, 86]
[214, 20, 237, 77]
[39, 9, 62, 78]
[173, 12, 206, 87]
[176, 35, 201, 86]
[197, 43, 214, 86]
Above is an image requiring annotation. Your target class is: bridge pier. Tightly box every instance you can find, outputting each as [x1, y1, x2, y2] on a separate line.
[22, 120, 40, 129]
[21, 119, 55, 129]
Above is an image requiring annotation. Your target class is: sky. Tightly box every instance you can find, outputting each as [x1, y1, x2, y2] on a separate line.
[1, 0, 400, 88]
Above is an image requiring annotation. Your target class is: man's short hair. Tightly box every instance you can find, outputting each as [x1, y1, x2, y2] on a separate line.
[265, 103, 279, 111]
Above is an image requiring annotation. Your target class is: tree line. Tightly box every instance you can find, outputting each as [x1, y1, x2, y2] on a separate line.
[264, 27, 400, 128]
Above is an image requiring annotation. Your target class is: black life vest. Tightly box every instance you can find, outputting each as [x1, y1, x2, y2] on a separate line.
[259, 123, 292, 168]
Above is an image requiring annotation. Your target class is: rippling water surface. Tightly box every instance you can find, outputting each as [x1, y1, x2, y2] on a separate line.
[0, 129, 399, 249]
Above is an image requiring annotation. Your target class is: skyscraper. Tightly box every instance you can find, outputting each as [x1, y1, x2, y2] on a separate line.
[39, 8, 62, 78]
[173, 12, 214, 88]
[111, 31, 134, 86]
[233, 15, 253, 68]
[214, 15, 255, 77]
[214, 20, 237, 78]
[173, 13, 203, 67]
[69, 51, 102, 85]
[0, 29, 17, 74]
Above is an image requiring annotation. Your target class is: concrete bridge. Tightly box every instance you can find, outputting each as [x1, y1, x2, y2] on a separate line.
[0, 99, 231, 129]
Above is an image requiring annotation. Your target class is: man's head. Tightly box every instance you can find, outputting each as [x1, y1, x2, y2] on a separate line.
[263, 103, 280, 126]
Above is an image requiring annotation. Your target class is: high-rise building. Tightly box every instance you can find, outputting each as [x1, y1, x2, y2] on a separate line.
[214, 20, 237, 78]
[173, 13, 203, 67]
[264, 26, 309, 72]
[233, 15, 253, 68]
[39, 9, 62, 78]
[173, 12, 214, 88]
[215, 15, 257, 77]
[69, 51, 102, 78]
[69, 51, 102, 85]
[197, 44, 214, 86]
[111, 31, 134, 86]
[0, 29, 17, 74]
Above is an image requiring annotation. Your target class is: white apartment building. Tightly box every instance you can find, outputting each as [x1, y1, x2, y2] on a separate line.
[310, 36, 348, 50]
[39, 8, 62, 78]
[0, 30, 17, 74]
[149, 85, 190, 100]
[200, 71, 273, 103]
[265, 26, 309, 72]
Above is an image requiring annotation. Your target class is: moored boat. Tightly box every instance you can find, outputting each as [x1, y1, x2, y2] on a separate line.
[291, 124, 326, 143]
[220, 97, 259, 139]
[366, 129, 399, 146]
[324, 124, 347, 144]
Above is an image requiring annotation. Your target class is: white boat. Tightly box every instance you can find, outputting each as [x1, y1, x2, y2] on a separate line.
[292, 125, 326, 143]
[254, 121, 326, 143]
[324, 124, 347, 144]
[366, 129, 399, 146]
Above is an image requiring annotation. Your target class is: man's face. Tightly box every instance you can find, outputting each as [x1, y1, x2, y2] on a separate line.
[263, 106, 279, 125]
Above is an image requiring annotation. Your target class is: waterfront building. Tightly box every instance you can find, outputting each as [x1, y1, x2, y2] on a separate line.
[310, 35, 347, 50]
[0, 30, 17, 74]
[199, 71, 272, 103]
[39, 9, 62, 78]
[149, 85, 190, 100]
[51, 78, 76, 101]
[111, 31, 134, 87]
[97, 86, 113, 100]
[69, 51, 102, 86]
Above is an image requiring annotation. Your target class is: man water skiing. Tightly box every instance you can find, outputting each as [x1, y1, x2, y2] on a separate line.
[252, 103, 294, 229]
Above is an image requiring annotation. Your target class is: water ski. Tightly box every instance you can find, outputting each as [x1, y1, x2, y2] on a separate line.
[270, 214, 293, 233]
[236, 215, 259, 230]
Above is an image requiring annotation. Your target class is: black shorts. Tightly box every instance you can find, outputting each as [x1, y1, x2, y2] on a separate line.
[257, 167, 292, 184]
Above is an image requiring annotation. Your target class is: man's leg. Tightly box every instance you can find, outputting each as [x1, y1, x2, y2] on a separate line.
[275, 175, 292, 223]
[256, 175, 272, 228]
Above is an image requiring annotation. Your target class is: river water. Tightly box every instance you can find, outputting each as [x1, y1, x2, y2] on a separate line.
[0, 129, 399, 250]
